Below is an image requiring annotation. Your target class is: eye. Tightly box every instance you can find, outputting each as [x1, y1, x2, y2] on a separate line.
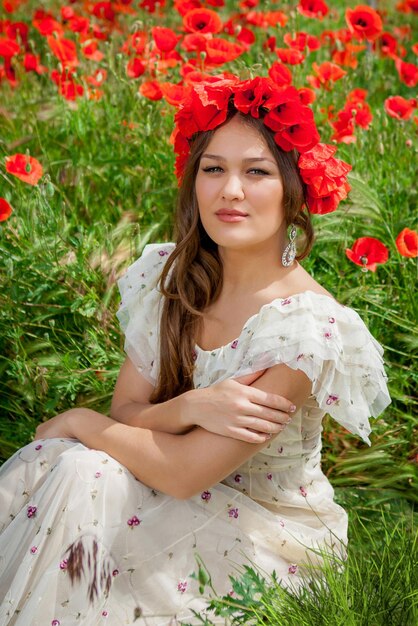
[201, 166, 223, 173]
[248, 168, 269, 175]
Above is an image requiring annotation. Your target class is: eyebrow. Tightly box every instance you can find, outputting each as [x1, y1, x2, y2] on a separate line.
[201, 153, 277, 165]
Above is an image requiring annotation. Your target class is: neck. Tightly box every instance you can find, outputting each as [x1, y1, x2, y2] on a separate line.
[218, 239, 293, 294]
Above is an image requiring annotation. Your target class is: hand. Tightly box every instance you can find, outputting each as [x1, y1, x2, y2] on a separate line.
[182, 370, 296, 444]
[34, 409, 82, 441]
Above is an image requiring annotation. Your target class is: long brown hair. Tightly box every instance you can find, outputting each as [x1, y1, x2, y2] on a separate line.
[149, 111, 313, 404]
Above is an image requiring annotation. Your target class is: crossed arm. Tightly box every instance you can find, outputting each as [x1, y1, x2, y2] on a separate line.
[35, 357, 312, 499]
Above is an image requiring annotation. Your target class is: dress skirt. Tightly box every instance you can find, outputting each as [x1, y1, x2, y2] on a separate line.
[0, 438, 345, 626]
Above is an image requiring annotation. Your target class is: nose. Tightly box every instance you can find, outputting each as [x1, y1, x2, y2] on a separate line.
[221, 173, 245, 201]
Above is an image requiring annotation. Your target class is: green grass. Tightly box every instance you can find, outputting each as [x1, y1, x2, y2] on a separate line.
[187, 495, 417, 626]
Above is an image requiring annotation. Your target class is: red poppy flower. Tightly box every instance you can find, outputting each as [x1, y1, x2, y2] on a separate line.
[298, 87, 316, 105]
[205, 39, 245, 65]
[332, 42, 366, 69]
[234, 77, 276, 118]
[374, 32, 398, 58]
[68, 16, 90, 35]
[308, 62, 347, 89]
[395, 228, 418, 258]
[0, 37, 20, 58]
[274, 120, 320, 153]
[24, 53, 48, 74]
[276, 47, 305, 65]
[82, 41, 104, 62]
[51, 69, 84, 100]
[346, 237, 389, 272]
[47, 35, 78, 69]
[283, 32, 320, 52]
[307, 184, 350, 214]
[182, 33, 211, 53]
[268, 61, 292, 87]
[297, 0, 329, 20]
[0, 198, 13, 222]
[86, 69, 108, 87]
[237, 27, 255, 49]
[245, 10, 288, 28]
[384, 96, 417, 120]
[264, 87, 309, 129]
[183, 8, 223, 34]
[160, 82, 188, 106]
[121, 32, 147, 56]
[5, 154, 43, 185]
[174, 0, 201, 17]
[33, 15, 63, 37]
[394, 58, 418, 87]
[152, 27, 180, 53]
[139, 80, 164, 101]
[330, 114, 356, 144]
[92, 1, 115, 21]
[4, 21, 29, 44]
[346, 5, 383, 41]
[299, 143, 352, 197]
[347, 88, 368, 103]
[126, 57, 146, 79]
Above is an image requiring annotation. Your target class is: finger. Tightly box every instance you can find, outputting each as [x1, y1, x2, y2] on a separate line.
[247, 406, 293, 425]
[250, 389, 296, 414]
[243, 416, 288, 434]
[230, 428, 273, 444]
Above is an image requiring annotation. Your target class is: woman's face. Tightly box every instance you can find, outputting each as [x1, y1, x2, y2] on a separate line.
[195, 116, 286, 254]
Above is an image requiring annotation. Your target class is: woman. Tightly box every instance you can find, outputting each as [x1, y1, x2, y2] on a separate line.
[0, 76, 390, 625]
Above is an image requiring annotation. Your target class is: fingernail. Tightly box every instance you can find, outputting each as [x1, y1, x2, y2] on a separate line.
[289, 404, 296, 413]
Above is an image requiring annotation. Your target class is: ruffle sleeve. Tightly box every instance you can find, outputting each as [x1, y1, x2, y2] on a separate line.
[227, 292, 391, 445]
[116, 242, 175, 384]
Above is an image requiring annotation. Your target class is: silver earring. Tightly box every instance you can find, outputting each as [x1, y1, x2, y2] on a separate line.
[282, 225, 297, 267]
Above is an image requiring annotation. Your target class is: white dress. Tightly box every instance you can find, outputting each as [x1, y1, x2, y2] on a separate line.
[0, 243, 391, 626]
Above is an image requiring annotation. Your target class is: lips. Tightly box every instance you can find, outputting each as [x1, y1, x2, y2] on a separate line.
[215, 209, 248, 216]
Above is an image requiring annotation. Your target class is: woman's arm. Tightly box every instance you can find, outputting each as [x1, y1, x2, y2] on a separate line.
[36, 363, 311, 499]
[110, 357, 296, 442]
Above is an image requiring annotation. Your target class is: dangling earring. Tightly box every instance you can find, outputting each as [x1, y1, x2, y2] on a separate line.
[282, 224, 297, 267]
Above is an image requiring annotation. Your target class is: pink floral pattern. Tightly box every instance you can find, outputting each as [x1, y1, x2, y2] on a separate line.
[326, 394, 339, 405]
[27, 505, 37, 518]
[177, 580, 187, 593]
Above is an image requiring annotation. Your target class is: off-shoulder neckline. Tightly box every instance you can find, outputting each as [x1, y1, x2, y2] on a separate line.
[195, 290, 344, 354]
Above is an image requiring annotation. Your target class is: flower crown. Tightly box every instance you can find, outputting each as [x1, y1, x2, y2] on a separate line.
[172, 75, 352, 215]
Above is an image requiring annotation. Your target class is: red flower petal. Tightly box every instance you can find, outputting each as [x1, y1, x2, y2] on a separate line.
[183, 8, 223, 34]
[384, 96, 417, 120]
[346, 5, 383, 41]
[5, 154, 43, 185]
[297, 0, 329, 20]
[152, 27, 180, 53]
[345, 237, 389, 271]
[139, 80, 164, 101]
[395, 228, 418, 258]
[0, 198, 13, 222]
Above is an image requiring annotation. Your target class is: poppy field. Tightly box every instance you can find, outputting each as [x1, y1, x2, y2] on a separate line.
[0, 0, 417, 622]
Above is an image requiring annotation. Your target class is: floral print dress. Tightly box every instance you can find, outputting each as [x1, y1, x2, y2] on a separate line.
[0, 243, 391, 626]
